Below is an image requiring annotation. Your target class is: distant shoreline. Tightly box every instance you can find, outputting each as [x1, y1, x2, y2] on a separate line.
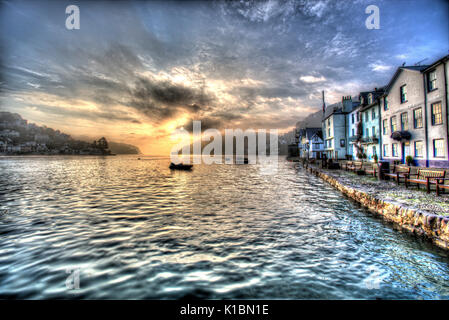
[0, 153, 140, 157]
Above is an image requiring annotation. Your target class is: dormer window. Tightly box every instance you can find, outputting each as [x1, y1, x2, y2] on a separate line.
[368, 93, 373, 104]
[360, 96, 364, 104]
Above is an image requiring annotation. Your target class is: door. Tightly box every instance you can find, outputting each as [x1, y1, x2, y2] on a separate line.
[402, 142, 410, 164]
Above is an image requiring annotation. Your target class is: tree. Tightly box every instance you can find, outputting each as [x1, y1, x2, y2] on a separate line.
[97, 137, 108, 150]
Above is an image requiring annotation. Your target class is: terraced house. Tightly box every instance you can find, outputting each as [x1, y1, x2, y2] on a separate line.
[347, 102, 360, 159]
[380, 55, 449, 167]
[298, 128, 324, 159]
[322, 96, 359, 159]
[358, 88, 385, 161]
[422, 55, 449, 167]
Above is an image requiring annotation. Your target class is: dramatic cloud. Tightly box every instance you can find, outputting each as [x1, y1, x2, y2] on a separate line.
[369, 63, 393, 72]
[300, 75, 327, 83]
[0, 0, 447, 154]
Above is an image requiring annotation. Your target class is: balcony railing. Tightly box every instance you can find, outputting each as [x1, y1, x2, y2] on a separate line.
[361, 136, 379, 144]
[348, 135, 360, 142]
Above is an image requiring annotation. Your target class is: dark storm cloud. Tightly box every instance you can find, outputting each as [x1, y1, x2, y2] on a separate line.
[127, 76, 214, 121]
[183, 116, 226, 133]
[131, 77, 210, 108]
[210, 111, 243, 121]
[0, 0, 447, 130]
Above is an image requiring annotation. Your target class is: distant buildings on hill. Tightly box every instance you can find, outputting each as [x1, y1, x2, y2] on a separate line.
[0, 112, 112, 155]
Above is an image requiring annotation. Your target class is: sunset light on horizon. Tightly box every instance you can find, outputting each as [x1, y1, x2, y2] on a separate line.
[1, 0, 447, 154]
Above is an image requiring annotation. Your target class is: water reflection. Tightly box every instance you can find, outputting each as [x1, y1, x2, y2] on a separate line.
[0, 155, 448, 299]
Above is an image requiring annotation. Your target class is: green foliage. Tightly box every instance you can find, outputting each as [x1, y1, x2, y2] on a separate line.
[406, 155, 413, 166]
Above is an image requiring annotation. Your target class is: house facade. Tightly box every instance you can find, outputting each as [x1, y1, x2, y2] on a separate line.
[347, 105, 360, 159]
[359, 89, 384, 162]
[308, 131, 324, 159]
[298, 128, 324, 159]
[322, 96, 355, 160]
[381, 66, 428, 165]
[380, 55, 449, 167]
[422, 56, 449, 167]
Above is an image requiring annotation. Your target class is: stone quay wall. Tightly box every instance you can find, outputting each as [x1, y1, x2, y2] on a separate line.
[306, 166, 449, 251]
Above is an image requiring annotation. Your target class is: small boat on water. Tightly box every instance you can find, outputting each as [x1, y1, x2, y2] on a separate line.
[169, 162, 193, 170]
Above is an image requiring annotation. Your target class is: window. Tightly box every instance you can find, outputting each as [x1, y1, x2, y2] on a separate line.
[428, 70, 437, 91]
[414, 108, 423, 128]
[372, 126, 376, 137]
[352, 128, 355, 136]
[391, 116, 397, 132]
[383, 144, 389, 157]
[383, 97, 388, 111]
[365, 112, 369, 123]
[400, 85, 407, 103]
[356, 112, 359, 122]
[328, 128, 331, 137]
[414, 141, 423, 158]
[392, 143, 398, 157]
[383, 119, 388, 135]
[401, 112, 408, 131]
[328, 118, 330, 126]
[368, 94, 373, 104]
[366, 128, 369, 137]
[372, 108, 376, 120]
[433, 139, 444, 158]
[352, 113, 354, 124]
[431, 102, 442, 125]
[372, 146, 376, 156]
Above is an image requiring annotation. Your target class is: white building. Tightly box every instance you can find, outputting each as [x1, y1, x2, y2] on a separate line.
[381, 55, 449, 167]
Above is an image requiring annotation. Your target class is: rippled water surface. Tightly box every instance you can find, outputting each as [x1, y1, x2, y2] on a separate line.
[0, 155, 448, 299]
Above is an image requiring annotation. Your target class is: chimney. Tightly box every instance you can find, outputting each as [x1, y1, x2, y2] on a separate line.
[342, 95, 352, 112]
[322, 90, 326, 114]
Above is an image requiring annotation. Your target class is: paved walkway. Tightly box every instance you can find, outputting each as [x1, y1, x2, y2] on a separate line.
[314, 166, 449, 217]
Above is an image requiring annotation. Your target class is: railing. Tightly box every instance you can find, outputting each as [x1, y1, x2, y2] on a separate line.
[361, 136, 379, 144]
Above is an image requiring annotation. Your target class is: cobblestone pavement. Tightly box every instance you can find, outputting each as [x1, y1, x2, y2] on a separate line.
[315, 167, 449, 217]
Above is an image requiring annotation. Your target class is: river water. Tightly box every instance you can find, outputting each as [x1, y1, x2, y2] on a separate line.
[0, 155, 448, 299]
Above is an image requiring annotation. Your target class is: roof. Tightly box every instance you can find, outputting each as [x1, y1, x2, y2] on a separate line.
[359, 88, 386, 111]
[422, 54, 449, 73]
[401, 65, 429, 71]
[384, 65, 429, 93]
[305, 128, 322, 140]
[348, 101, 361, 113]
[297, 127, 323, 140]
[323, 102, 344, 119]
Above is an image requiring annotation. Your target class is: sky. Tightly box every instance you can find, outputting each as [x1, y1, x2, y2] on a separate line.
[0, 0, 448, 155]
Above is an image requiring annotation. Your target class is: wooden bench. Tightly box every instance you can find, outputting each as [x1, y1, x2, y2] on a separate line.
[342, 161, 353, 171]
[384, 165, 411, 185]
[347, 161, 363, 172]
[364, 163, 378, 177]
[405, 169, 446, 193]
[435, 179, 449, 196]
